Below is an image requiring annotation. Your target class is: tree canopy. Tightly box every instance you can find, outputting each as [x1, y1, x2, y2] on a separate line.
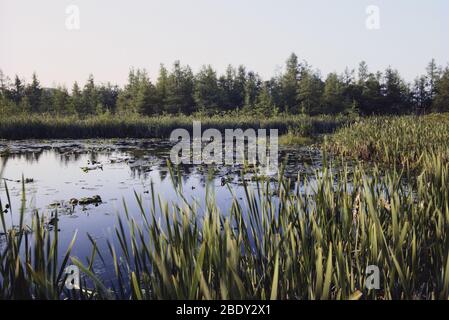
[1, 54, 448, 117]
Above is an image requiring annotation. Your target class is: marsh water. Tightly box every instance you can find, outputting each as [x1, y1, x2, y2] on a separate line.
[0, 139, 323, 285]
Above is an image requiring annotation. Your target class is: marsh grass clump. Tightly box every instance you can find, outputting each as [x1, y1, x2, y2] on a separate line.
[96, 157, 449, 300]
[0, 179, 79, 299]
[1, 114, 449, 300]
[2, 153, 449, 300]
[325, 113, 449, 168]
[0, 113, 347, 140]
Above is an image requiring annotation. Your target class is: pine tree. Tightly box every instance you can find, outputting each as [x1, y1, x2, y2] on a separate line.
[341, 68, 359, 114]
[412, 76, 428, 114]
[218, 65, 235, 111]
[267, 77, 283, 112]
[26, 73, 43, 113]
[39, 89, 54, 114]
[382, 67, 410, 114]
[243, 71, 261, 111]
[194, 65, 220, 114]
[297, 68, 323, 115]
[11, 75, 25, 106]
[433, 67, 449, 112]
[154, 65, 168, 113]
[358, 61, 369, 86]
[81, 75, 98, 115]
[117, 69, 139, 114]
[281, 53, 300, 112]
[426, 59, 441, 102]
[53, 86, 73, 115]
[233, 65, 247, 110]
[255, 82, 276, 117]
[322, 73, 345, 114]
[135, 72, 158, 116]
[71, 82, 83, 115]
[359, 73, 383, 115]
[165, 61, 195, 114]
[97, 83, 119, 114]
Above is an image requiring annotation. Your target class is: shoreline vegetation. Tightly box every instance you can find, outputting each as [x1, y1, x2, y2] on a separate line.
[1, 113, 449, 300]
[1, 52, 449, 300]
[1, 54, 449, 124]
[0, 113, 348, 140]
[325, 113, 449, 168]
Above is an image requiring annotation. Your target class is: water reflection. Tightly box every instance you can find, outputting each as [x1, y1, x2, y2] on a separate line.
[0, 139, 323, 282]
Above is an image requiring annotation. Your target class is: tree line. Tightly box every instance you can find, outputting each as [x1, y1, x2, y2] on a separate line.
[1, 53, 448, 117]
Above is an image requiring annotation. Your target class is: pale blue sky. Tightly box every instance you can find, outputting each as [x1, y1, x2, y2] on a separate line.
[1, 0, 448, 87]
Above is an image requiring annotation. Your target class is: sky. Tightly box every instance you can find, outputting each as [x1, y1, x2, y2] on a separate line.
[1, 0, 448, 87]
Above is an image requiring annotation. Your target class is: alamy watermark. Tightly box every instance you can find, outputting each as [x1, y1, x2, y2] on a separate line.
[365, 265, 381, 290]
[63, 263, 381, 292]
[65, 5, 80, 30]
[169, 121, 279, 174]
[365, 5, 380, 30]
[64, 265, 80, 290]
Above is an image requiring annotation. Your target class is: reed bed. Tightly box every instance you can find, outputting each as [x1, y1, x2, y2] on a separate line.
[1, 153, 449, 300]
[1, 113, 448, 300]
[325, 113, 449, 168]
[0, 113, 346, 140]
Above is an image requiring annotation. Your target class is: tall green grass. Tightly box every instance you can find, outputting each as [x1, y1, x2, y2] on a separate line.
[0, 180, 79, 299]
[325, 113, 449, 168]
[1, 153, 449, 300]
[0, 113, 347, 139]
[1, 113, 449, 300]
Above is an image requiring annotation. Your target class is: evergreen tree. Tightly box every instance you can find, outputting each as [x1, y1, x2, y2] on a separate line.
[341, 68, 359, 114]
[39, 89, 54, 114]
[136, 82, 155, 115]
[81, 75, 98, 115]
[255, 82, 276, 117]
[165, 61, 195, 114]
[267, 77, 283, 112]
[426, 59, 441, 102]
[19, 96, 32, 113]
[358, 61, 369, 85]
[117, 69, 159, 115]
[117, 69, 138, 114]
[281, 53, 300, 112]
[433, 67, 449, 112]
[0, 55, 447, 118]
[135, 72, 158, 116]
[359, 73, 383, 115]
[97, 83, 119, 114]
[297, 68, 323, 115]
[194, 65, 220, 114]
[155, 64, 169, 113]
[412, 76, 428, 114]
[217, 65, 235, 111]
[71, 82, 83, 115]
[233, 65, 247, 109]
[53, 86, 73, 115]
[11, 75, 25, 106]
[26, 73, 43, 113]
[382, 67, 409, 114]
[243, 71, 261, 111]
[321, 73, 345, 114]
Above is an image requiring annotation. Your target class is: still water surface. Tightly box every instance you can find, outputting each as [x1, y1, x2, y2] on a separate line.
[0, 139, 322, 284]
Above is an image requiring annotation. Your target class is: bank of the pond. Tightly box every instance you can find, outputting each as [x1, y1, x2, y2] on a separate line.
[2, 113, 449, 300]
[325, 113, 449, 168]
[0, 114, 349, 139]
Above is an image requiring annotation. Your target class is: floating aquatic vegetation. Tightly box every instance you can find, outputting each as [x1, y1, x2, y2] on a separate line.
[81, 164, 103, 172]
[78, 195, 102, 206]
